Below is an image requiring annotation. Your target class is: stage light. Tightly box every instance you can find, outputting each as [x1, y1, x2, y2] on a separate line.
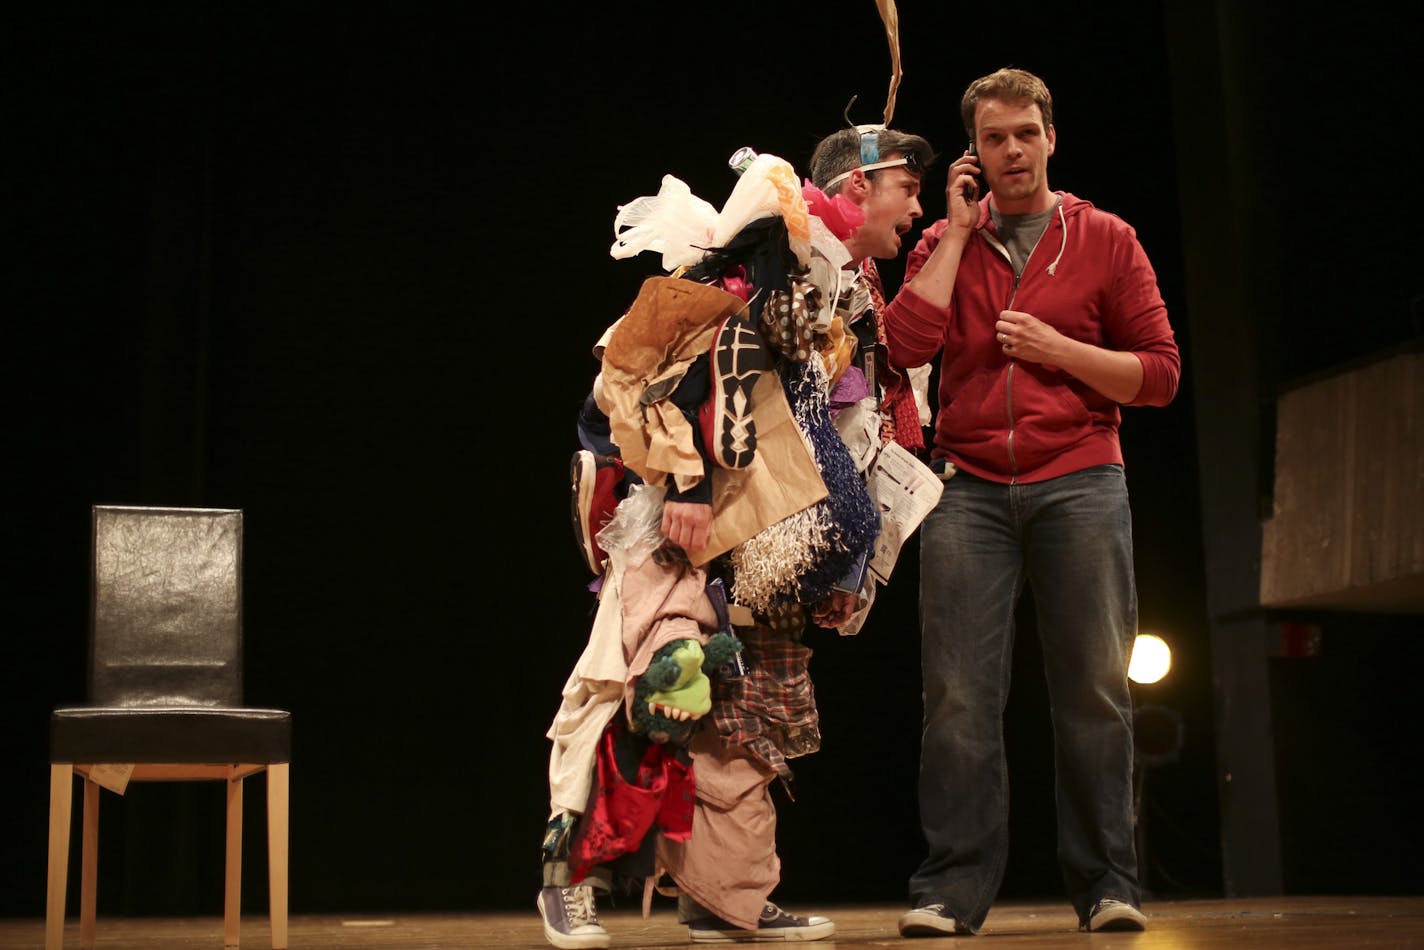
[1129, 633, 1171, 685]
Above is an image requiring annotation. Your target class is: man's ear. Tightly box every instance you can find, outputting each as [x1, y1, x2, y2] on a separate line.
[844, 168, 872, 205]
[1046, 124, 1056, 157]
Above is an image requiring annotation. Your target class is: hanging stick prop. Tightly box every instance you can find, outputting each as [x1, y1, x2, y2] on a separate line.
[875, 0, 902, 126]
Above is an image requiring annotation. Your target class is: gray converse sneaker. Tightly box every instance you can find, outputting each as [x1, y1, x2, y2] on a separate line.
[688, 901, 835, 942]
[537, 885, 610, 949]
[1082, 898, 1148, 932]
[898, 902, 968, 937]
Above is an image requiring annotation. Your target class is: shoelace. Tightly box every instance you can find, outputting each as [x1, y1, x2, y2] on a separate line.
[563, 886, 600, 926]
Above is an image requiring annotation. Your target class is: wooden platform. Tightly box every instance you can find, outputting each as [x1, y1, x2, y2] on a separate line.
[7, 896, 1423, 948]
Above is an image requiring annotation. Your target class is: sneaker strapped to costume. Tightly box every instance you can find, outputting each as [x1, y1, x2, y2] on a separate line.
[1083, 897, 1148, 932]
[570, 450, 624, 575]
[897, 902, 968, 937]
[688, 901, 835, 942]
[700, 308, 772, 470]
[537, 884, 610, 949]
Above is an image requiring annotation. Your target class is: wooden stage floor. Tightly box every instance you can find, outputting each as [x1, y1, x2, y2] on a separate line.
[7, 896, 1423, 948]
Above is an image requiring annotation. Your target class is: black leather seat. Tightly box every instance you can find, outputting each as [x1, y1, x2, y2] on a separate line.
[46, 506, 291, 949]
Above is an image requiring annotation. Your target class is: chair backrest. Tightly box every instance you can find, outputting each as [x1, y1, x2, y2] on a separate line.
[89, 506, 244, 708]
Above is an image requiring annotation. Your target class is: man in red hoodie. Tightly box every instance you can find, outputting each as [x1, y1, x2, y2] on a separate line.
[882, 67, 1179, 937]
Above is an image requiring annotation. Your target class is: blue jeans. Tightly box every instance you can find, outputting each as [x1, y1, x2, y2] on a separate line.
[910, 465, 1141, 929]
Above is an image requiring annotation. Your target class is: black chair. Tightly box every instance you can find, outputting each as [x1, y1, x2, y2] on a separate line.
[46, 505, 291, 949]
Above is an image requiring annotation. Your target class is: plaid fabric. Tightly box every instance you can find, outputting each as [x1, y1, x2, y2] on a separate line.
[863, 258, 925, 451]
[709, 618, 821, 781]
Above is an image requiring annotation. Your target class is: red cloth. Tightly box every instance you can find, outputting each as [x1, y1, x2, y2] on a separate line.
[569, 720, 694, 883]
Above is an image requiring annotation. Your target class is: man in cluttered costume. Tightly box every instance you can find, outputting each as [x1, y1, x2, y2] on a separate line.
[535, 121, 939, 947]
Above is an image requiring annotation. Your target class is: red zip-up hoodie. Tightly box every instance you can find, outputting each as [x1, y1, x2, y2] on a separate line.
[882, 191, 1180, 484]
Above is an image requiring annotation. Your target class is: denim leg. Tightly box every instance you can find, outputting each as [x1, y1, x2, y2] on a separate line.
[1021, 465, 1141, 920]
[910, 474, 1022, 931]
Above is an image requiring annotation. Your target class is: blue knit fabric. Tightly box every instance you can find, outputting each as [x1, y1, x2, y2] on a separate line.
[780, 358, 880, 606]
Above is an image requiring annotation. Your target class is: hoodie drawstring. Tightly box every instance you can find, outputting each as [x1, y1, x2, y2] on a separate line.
[1045, 201, 1067, 276]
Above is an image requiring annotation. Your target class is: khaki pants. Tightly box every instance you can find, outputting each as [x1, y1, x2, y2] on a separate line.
[657, 724, 779, 931]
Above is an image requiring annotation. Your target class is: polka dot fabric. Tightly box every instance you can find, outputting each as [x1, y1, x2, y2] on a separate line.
[761, 276, 816, 362]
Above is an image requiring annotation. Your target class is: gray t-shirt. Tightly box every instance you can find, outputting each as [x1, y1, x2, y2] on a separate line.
[990, 198, 1061, 276]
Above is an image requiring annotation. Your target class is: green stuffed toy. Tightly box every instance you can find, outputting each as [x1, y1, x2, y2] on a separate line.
[632, 632, 743, 745]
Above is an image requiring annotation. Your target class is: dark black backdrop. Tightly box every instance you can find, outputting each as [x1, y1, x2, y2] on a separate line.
[6, 0, 1413, 921]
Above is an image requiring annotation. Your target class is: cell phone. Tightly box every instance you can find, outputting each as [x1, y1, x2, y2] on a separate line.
[965, 140, 982, 203]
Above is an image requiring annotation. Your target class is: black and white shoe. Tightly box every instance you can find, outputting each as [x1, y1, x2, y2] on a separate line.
[688, 901, 834, 942]
[1082, 897, 1148, 932]
[898, 902, 968, 937]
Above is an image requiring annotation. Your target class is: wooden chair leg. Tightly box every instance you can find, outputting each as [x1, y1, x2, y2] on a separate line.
[80, 778, 99, 949]
[267, 763, 289, 950]
[46, 764, 73, 950]
[225, 775, 244, 948]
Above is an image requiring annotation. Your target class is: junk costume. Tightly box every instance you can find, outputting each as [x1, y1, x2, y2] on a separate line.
[539, 148, 923, 945]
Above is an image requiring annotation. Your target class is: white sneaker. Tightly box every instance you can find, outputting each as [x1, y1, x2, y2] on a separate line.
[537, 885, 610, 948]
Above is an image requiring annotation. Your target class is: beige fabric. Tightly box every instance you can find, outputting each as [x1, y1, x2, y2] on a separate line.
[545, 557, 628, 816]
[656, 725, 780, 931]
[598, 277, 748, 493]
[546, 550, 717, 817]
